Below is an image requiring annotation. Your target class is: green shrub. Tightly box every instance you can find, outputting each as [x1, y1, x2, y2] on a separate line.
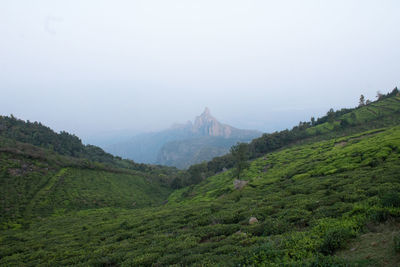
[246, 223, 265, 236]
[128, 253, 160, 266]
[369, 208, 390, 223]
[119, 220, 133, 230]
[380, 191, 400, 208]
[305, 256, 349, 266]
[318, 227, 354, 255]
[242, 241, 283, 265]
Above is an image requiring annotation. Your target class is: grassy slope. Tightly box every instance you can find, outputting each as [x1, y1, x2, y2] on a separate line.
[0, 139, 172, 229]
[1, 126, 399, 266]
[306, 95, 400, 136]
[336, 221, 400, 266]
[169, 127, 398, 203]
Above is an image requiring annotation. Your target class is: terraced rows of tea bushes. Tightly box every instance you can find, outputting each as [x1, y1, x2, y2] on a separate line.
[0, 140, 173, 230]
[1, 126, 399, 266]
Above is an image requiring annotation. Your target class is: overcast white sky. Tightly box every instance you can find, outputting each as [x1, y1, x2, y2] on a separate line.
[1, 0, 399, 142]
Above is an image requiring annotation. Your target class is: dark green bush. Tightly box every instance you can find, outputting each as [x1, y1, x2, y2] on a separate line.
[380, 191, 400, 208]
[242, 241, 283, 265]
[370, 209, 390, 223]
[246, 223, 265, 236]
[318, 227, 354, 255]
[119, 220, 132, 230]
[305, 255, 349, 267]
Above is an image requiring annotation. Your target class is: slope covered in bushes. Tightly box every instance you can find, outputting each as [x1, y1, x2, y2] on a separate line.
[176, 89, 400, 187]
[0, 137, 174, 229]
[1, 90, 399, 265]
[1, 125, 399, 266]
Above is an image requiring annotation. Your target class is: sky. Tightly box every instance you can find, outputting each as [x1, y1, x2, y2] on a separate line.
[1, 0, 399, 144]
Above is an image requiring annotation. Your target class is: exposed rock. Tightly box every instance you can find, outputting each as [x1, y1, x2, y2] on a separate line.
[8, 168, 23, 176]
[107, 107, 261, 169]
[249, 217, 258, 224]
[233, 179, 248, 190]
[235, 230, 247, 237]
[192, 107, 233, 137]
[335, 141, 347, 147]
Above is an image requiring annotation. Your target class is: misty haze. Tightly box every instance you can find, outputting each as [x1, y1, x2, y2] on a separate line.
[1, 1, 400, 266]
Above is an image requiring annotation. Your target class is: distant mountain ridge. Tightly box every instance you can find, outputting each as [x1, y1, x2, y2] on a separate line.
[105, 108, 261, 168]
[168, 107, 258, 138]
[192, 107, 233, 137]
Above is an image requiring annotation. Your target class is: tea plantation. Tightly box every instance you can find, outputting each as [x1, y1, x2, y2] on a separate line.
[0, 92, 400, 266]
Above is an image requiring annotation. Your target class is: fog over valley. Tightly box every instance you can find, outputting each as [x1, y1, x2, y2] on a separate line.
[1, 0, 399, 142]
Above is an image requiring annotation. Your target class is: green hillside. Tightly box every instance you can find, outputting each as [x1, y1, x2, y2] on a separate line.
[177, 89, 400, 188]
[1, 125, 399, 266]
[0, 90, 400, 266]
[0, 136, 174, 229]
[0, 115, 178, 174]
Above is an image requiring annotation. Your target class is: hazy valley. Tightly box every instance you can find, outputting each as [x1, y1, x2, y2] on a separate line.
[1, 89, 400, 266]
[104, 108, 261, 169]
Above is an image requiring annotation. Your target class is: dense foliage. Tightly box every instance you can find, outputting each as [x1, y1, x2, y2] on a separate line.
[0, 115, 179, 176]
[0, 116, 96, 159]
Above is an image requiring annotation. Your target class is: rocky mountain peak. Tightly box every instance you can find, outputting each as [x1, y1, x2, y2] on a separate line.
[202, 107, 211, 117]
[167, 108, 260, 140]
[193, 108, 232, 138]
[196, 107, 215, 122]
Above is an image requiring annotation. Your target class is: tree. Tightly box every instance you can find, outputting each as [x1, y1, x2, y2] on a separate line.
[389, 87, 399, 97]
[359, 94, 365, 107]
[230, 143, 250, 179]
[171, 177, 183, 189]
[376, 91, 384, 100]
[327, 108, 335, 123]
[187, 162, 207, 185]
[310, 117, 315, 126]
